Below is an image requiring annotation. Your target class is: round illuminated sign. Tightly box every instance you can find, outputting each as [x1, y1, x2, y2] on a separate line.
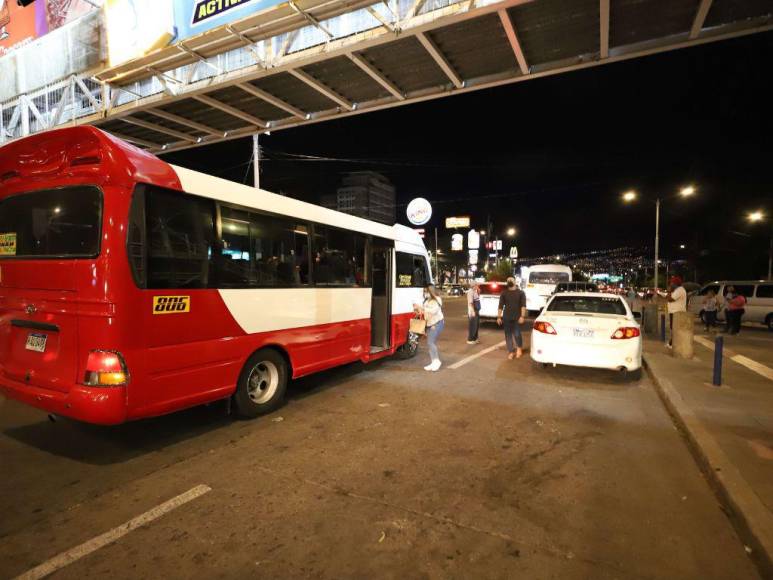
[406, 198, 432, 226]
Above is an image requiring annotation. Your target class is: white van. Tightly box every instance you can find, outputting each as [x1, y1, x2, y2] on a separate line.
[687, 280, 773, 330]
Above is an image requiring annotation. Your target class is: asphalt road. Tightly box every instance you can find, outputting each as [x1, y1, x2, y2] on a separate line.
[0, 297, 761, 579]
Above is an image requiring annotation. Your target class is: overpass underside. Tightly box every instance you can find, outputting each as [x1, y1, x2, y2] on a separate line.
[1, 0, 771, 154]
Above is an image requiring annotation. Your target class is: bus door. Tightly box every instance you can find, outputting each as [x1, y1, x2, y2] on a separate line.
[369, 241, 392, 351]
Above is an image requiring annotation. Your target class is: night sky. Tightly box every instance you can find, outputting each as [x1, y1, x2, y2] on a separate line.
[165, 31, 773, 280]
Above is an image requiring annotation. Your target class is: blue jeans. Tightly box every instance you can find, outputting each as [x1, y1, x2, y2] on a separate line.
[426, 319, 445, 361]
[503, 318, 522, 352]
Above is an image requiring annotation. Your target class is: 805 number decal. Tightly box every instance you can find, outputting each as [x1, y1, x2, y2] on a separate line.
[153, 296, 191, 314]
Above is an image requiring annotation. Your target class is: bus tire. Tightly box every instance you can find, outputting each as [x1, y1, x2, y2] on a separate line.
[395, 331, 419, 359]
[233, 349, 288, 419]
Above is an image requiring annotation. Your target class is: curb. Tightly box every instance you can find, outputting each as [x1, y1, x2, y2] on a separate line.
[644, 355, 773, 579]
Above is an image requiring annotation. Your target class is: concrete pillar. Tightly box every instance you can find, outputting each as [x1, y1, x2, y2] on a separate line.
[672, 311, 694, 359]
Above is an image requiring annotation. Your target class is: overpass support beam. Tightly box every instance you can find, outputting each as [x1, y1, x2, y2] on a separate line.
[498, 10, 529, 75]
[236, 83, 308, 119]
[690, 0, 713, 39]
[600, 0, 610, 58]
[347, 53, 405, 100]
[121, 117, 199, 143]
[416, 32, 463, 88]
[288, 69, 354, 110]
[193, 95, 268, 128]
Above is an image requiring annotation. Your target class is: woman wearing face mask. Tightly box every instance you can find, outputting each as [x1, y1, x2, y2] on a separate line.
[414, 284, 445, 371]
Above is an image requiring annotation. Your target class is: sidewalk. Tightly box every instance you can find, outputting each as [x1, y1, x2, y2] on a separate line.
[644, 336, 773, 576]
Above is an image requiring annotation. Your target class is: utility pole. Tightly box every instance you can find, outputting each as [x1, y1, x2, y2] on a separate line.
[654, 197, 660, 290]
[252, 134, 260, 189]
[434, 227, 440, 285]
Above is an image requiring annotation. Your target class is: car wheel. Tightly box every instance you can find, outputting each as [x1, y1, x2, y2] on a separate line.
[233, 349, 288, 419]
[767, 314, 773, 332]
[395, 331, 419, 359]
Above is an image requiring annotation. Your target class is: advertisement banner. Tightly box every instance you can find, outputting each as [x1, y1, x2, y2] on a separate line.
[445, 216, 470, 229]
[175, 0, 286, 42]
[0, 0, 96, 57]
[105, 0, 176, 66]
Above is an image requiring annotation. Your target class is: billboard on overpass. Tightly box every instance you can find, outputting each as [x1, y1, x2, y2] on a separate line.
[174, 0, 287, 41]
[0, 0, 94, 56]
[0, 0, 97, 58]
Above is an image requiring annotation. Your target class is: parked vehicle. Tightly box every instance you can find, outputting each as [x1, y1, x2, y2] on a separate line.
[478, 281, 506, 320]
[446, 284, 465, 297]
[518, 264, 572, 312]
[688, 280, 773, 330]
[531, 293, 642, 376]
[0, 127, 430, 424]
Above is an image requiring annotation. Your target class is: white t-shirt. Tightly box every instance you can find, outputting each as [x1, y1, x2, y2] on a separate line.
[667, 286, 687, 313]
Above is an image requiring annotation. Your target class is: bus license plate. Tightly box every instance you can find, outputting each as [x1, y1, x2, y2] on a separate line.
[573, 328, 594, 339]
[25, 332, 47, 353]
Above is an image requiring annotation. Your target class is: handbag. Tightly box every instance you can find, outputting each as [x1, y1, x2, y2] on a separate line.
[409, 315, 427, 335]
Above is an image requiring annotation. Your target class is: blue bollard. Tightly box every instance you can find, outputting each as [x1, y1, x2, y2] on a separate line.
[712, 336, 723, 386]
[660, 314, 667, 342]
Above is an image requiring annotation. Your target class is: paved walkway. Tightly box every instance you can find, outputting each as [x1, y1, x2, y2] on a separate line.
[644, 332, 773, 575]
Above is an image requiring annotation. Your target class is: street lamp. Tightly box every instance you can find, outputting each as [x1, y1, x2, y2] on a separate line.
[506, 227, 516, 237]
[622, 185, 697, 290]
[746, 210, 771, 279]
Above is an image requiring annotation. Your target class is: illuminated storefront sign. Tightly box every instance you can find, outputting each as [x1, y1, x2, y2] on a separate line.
[406, 198, 432, 226]
[451, 233, 463, 251]
[445, 216, 470, 229]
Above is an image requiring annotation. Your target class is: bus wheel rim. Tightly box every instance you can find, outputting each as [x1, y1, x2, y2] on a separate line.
[247, 361, 279, 405]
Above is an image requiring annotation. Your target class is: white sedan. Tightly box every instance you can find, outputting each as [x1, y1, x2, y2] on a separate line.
[530, 292, 642, 375]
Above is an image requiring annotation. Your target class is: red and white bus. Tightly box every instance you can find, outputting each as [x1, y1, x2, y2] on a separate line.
[0, 127, 430, 424]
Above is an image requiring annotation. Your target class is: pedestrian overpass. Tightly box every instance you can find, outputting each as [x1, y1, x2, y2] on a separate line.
[1, 0, 771, 154]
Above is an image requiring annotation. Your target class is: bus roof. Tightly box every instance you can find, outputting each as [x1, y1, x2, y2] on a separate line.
[524, 264, 571, 272]
[0, 127, 423, 249]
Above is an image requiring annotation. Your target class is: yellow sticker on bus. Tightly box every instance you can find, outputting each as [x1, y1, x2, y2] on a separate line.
[0, 233, 17, 256]
[153, 296, 191, 314]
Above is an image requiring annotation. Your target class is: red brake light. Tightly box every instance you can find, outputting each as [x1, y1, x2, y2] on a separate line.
[84, 350, 129, 386]
[611, 327, 640, 340]
[533, 321, 557, 335]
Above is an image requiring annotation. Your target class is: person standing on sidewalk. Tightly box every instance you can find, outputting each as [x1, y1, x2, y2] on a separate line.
[725, 288, 747, 335]
[497, 277, 527, 360]
[414, 284, 445, 371]
[665, 276, 687, 348]
[466, 282, 481, 344]
[702, 289, 719, 332]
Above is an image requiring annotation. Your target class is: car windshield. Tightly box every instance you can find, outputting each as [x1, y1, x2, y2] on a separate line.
[0, 186, 102, 259]
[530, 271, 570, 284]
[547, 296, 627, 316]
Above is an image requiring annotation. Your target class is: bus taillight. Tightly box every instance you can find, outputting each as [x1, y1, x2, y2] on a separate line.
[83, 350, 129, 387]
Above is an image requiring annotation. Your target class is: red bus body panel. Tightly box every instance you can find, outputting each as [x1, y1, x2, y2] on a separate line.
[0, 127, 410, 424]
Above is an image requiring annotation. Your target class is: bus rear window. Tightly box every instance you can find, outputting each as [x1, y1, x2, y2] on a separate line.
[0, 187, 101, 259]
[547, 296, 626, 315]
[529, 271, 570, 284]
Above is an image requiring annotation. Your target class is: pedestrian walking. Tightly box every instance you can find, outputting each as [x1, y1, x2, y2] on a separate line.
[497, 277, 527, 359]
[665, 276, 687, 347]
[414, 284, 445, 371]
[702, 289, 719, 332]
[725, 287, 747, 335]
[466, 282, 481, 344]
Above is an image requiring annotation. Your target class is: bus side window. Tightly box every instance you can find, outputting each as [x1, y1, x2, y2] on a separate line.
[396, 253, 430, 287]
[146, 187, 215, 289]
[127, 186, 147, 288]
[311, 225, 367, 287]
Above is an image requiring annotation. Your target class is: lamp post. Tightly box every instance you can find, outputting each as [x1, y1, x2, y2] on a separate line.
[747, 210, 771, 280]
[622, 185, 695, 290]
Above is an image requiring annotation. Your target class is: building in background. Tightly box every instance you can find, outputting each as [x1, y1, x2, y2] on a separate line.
[321, 171, 396, 225]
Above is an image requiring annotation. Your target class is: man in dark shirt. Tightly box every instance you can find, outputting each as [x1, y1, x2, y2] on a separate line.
[497, 277, 527, 359]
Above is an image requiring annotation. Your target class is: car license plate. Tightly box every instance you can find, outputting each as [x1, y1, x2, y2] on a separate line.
[572, 328, 594, 338]
[25, 332, 47, 353]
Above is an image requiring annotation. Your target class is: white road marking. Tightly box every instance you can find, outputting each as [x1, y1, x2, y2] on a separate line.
[449, 341, 507, 370]
[693, 336, 773, 382]
[14, 484, 212, 580]
[730, 355, 773, 382]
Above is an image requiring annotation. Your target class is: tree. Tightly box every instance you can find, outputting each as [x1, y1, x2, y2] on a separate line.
[486, 260, 514, 282]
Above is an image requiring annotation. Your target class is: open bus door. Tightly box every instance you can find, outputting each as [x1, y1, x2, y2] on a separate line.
[369, 240, 392, 352]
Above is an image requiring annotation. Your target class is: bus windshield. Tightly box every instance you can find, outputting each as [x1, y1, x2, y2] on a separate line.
[0, 186, 102, 259]
[529, 271, 570, 285]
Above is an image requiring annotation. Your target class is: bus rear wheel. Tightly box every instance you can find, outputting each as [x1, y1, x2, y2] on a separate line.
[233, 349, 288, 419]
